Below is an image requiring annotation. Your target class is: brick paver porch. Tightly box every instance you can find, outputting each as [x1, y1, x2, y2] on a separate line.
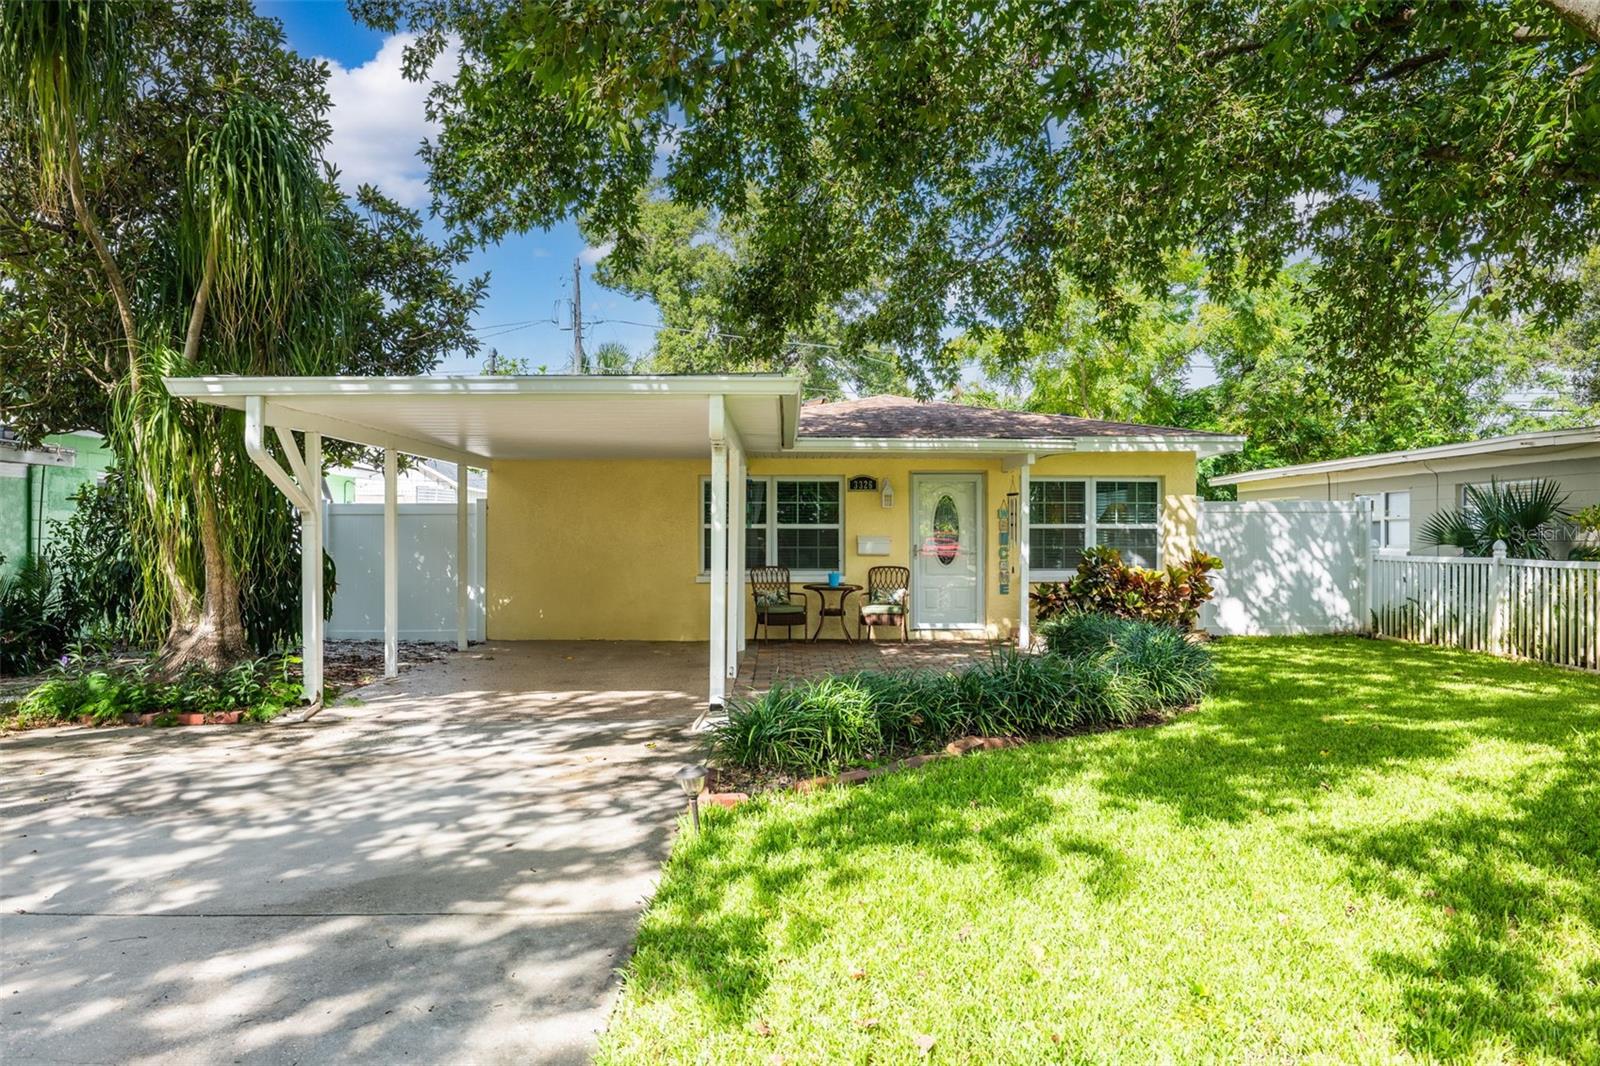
[732, 637, 998, 697]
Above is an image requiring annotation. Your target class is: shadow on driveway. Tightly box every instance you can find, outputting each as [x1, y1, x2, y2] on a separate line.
[1, 641, 708, 1065]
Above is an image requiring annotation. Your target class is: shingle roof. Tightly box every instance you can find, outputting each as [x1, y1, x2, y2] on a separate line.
[797, 395, 1230, 440]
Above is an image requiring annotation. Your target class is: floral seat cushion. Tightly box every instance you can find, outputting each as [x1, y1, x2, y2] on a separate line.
[755, 589, 803, 614]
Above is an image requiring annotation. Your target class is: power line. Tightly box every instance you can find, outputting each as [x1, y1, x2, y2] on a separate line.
[586, 316, 907, 368]
[467, 318, 547, 333]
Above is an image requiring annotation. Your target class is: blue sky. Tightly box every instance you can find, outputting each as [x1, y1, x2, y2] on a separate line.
[257, 1, 660, 374]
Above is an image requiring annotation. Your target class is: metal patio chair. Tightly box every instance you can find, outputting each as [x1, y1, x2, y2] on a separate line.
[859, 565, 911, 643]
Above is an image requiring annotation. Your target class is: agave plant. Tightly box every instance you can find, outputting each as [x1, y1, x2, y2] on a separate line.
[1419, 479, 1570, 559]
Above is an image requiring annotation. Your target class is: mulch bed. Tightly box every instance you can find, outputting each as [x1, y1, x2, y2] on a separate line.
[321, 640, 449, 694]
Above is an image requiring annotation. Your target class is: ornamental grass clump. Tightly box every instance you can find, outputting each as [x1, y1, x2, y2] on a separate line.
[711, 647, 1163, 776]
[1038, 612, 1216, 712]
[1106, 620, 1215, 709]
[712, 674, 886, 776]
[1036, 611, 1127, 659]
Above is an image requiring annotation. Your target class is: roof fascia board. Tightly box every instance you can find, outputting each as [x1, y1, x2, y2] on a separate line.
[0, 441, 76, 467]
[1212, 428, 1600, 486]
[780, 393, 799, 450]
[789, 435, 1243, 456]
[1071, 436, 1244, 456]
[163, 374, 803, 400]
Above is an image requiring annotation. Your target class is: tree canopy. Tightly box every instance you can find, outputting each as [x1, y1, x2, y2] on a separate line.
[958, 253, 1597, 491]
[359, 0, 1600, 394]
[581, 194, 910, 398]
[0, 0, 485, 665]
[1, 2, 483, 443]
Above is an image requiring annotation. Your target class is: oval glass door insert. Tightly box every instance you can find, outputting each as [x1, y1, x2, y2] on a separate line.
[933, 493, 960, 564]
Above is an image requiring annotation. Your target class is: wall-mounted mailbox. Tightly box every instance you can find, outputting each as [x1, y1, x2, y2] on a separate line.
[857, 535, 891, 556]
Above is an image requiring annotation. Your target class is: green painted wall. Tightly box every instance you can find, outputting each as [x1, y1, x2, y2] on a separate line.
[0, 432, 116, 580]
[324, 471, 356, 503]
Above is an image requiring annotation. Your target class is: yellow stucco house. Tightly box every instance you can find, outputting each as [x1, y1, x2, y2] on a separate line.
[164, 373, 1244, 706]
[490, 393, 1239, 642]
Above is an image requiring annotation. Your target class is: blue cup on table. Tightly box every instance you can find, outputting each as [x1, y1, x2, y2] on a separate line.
[828, 571, 842, 587]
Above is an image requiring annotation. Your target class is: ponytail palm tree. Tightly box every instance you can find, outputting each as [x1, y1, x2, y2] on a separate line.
[117, 93, 350, 666]
[1419, 479, 1571, 560]
[0, 1, 136, 361]
[4, 1, 349, 669]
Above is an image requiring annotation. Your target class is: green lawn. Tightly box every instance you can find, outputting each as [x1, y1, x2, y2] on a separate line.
[599, 637, 1600, 1064]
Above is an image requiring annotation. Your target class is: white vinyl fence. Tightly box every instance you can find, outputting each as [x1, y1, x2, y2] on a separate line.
[1200, 498, 1600, 670]
[1198, 500, 1369, 635]
[1372, 550, 1600, 670]
[324, 501, 486, 642]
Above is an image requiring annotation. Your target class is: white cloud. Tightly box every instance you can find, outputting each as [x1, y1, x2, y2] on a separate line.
[579, 241, 615, 266]
[322, 33, 458, 207]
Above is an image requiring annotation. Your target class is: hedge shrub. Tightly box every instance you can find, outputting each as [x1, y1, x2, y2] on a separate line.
[712, 631, 1215, 776]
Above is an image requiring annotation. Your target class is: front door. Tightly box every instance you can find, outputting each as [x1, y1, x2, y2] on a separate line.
[911, 474, 983, 628]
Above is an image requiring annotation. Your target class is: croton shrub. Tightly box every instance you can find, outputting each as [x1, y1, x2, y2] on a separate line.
[1030, 547, 1223, 629]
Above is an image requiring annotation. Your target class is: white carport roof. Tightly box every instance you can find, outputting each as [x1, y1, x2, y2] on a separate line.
[162, 373, 801, 711]
[161, 374, 804, 466]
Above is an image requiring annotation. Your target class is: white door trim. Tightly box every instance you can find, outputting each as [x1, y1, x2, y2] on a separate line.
[909, 472, 986, 631]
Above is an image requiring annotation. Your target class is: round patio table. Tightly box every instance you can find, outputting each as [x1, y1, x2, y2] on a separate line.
[802, 583, 862, 643]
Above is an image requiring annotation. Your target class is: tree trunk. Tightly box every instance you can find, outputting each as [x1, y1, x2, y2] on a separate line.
[65, 116, 203, 656]
[1544, 0, 1600, 43]
[159, 473, 250, 672]
[60, 67, 253, 675]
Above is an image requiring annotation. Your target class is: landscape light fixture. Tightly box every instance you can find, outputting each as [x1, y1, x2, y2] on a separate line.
[675, 764, 708, 832]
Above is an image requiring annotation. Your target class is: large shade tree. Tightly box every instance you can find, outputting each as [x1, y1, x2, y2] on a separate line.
[358, 0, 1599, 392]
[952, 253, 1589, 495]
[582, 194, 910, 398]
[1, 1, 483, 666]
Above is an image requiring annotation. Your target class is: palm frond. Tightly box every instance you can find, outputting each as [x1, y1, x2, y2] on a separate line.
[1419, 478, 1570, 559]
[182, 91, 351, 356]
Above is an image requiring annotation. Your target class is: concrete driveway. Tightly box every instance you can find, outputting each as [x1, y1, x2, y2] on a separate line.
[1, 642, 708, 1065]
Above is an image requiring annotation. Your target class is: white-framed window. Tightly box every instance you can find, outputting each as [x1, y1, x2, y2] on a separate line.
[1460, 479, 1537, 510]
[701, 476, 843, 575]
[1028, 478, 1161, 577]
[1354, 491, 1411, 549]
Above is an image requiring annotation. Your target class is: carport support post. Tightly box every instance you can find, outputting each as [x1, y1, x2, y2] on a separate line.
[384, 447, 398, 678]
[456, 461, 469, 652]
[734, 444, 747, 659]
[301, 432, 324, 700]
[708, 396, 729, 707]
[726, 431, 745, 679]
[242, 397, 323, 702]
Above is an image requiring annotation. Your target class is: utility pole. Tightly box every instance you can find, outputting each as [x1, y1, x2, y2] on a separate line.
[572, 257, 584, 374]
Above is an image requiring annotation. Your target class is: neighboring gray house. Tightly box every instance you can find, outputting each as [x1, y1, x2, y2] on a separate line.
[1210, 425, 1600, 558]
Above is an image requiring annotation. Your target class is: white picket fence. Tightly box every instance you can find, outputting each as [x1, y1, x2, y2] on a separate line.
[1371, 550, 1600, 671]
